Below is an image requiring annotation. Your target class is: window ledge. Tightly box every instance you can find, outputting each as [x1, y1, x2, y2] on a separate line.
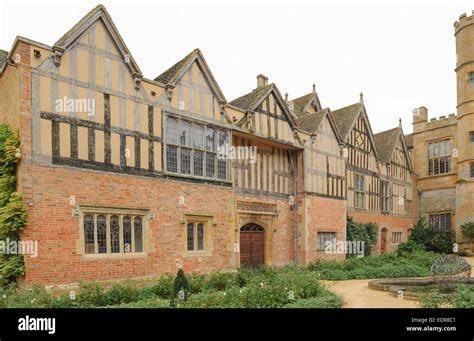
[82, 253, 147, 261]
[185, 251, 212, 257]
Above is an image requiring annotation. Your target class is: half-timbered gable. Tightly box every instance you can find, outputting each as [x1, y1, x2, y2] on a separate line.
[155, 48, 227, 122]
[229, 78, 298, 146]
[229, 77, 298, 197]
[332, 99, 380, 211]
[374, 126, 413, 215]
[296, 105, 346, 199]
[156, 49, 233, 182]
[33, 5, 164, 175]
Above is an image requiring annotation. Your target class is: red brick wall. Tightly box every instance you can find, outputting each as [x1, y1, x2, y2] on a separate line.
[303, 196, 346, 263]
[348, 210, 416, 254]
[18, 162, 237, 286]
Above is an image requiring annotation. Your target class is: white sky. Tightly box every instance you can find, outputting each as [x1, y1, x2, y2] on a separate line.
[0, 0, 472, 134]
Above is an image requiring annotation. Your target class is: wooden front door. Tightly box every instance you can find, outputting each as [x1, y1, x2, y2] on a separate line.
[240, 224, 265, 267]
[381, 229, 387, 254]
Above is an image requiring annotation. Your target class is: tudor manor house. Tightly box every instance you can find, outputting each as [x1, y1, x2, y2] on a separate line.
[0, 5, 473, 286]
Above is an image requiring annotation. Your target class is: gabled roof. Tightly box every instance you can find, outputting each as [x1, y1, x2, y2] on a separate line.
[296, 108, 343, 144]
[374, 127, 413, 172]
[331, 102, 364, 140]
[154, 48, 226, 103]
[331, 100, 380, 159]
[296, 109, 327, 133]
[229, 83, 297, 128]
[374, 127, 400, 163]
[291, 88, 322, 117]
[53, 5, 142, 77]
[229, 84, 273, 111]
[154, 49, 196, 84]
[0, 50, 7, 73]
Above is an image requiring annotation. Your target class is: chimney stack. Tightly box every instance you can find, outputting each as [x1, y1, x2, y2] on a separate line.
[257, 74, 268, 88]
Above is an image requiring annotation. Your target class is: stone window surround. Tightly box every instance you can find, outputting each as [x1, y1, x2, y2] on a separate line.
[182, 214, 215, 257]
[79, 206, 149, 260]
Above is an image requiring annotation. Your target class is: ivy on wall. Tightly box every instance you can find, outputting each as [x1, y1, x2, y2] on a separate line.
[0, 124, 27, 287]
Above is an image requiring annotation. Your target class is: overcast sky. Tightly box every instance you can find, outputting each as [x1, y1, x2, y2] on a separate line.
[1, 0, 472, 134]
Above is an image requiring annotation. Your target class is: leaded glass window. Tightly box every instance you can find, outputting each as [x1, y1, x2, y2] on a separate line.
[123, 216, 132, 253]
[164, 116, 228, 180]
[97, 215, 107, 254]
[197, 223, 204, 251]
[187, 223, 194, 251]
[84, 215, 95, 254]
[134, 217, 143, 253]
[187, 222, 206, 252]
[82, 211, 145, 255]
[110, 215, 120, 253]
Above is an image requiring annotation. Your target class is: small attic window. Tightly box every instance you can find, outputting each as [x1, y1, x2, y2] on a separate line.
[469, 72, 474, 83]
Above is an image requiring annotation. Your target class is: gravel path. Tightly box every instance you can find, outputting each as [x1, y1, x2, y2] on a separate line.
[322, 279, 420, 308]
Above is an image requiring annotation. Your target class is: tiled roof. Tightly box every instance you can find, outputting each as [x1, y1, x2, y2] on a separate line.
[291, 91, 322, 117]
[295, 109, 328, 134]
[373, 127, 401, 163]
[331, 102, 363, 139]
[229, 84, 273, 111]
[154, 48, 198, 84]
[0, 49, 7, 73]
[291, 93, 313, 117]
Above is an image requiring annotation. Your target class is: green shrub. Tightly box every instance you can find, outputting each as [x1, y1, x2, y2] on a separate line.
[407, 218, 453, 254]
[103, 282, 139, 305]
[151, 275, 174, 299]
[173, 269, 189, 299]
[307, 250, 437, 280]
[421, 291, 454, 308]
[135, 286, 158, 300]
[76, 282, 105, 307]
[461, 222, 474, 241]
[244, 282, 291, 308]
[283, 291, 343, 308]
[107, 298, 170, 308]
[181, 287, 245, 308]
[188, 273, 207, 294]
[346, 217, 377, 256]
[398, 239, 426, 253]
[455, 285, 474, 308]
[205, 271, 238, 291]
[51, 294, 77, 308]
[0, 255, 25, 285]
[5, 286, 52, 308]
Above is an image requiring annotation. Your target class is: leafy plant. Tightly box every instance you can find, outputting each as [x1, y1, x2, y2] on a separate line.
[173, 269, 189, 299]
[461, 222, 474, 241]
[283, 291, 343, 308]
[346, 217, 377, 256]
[0, 124, 26, 287]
